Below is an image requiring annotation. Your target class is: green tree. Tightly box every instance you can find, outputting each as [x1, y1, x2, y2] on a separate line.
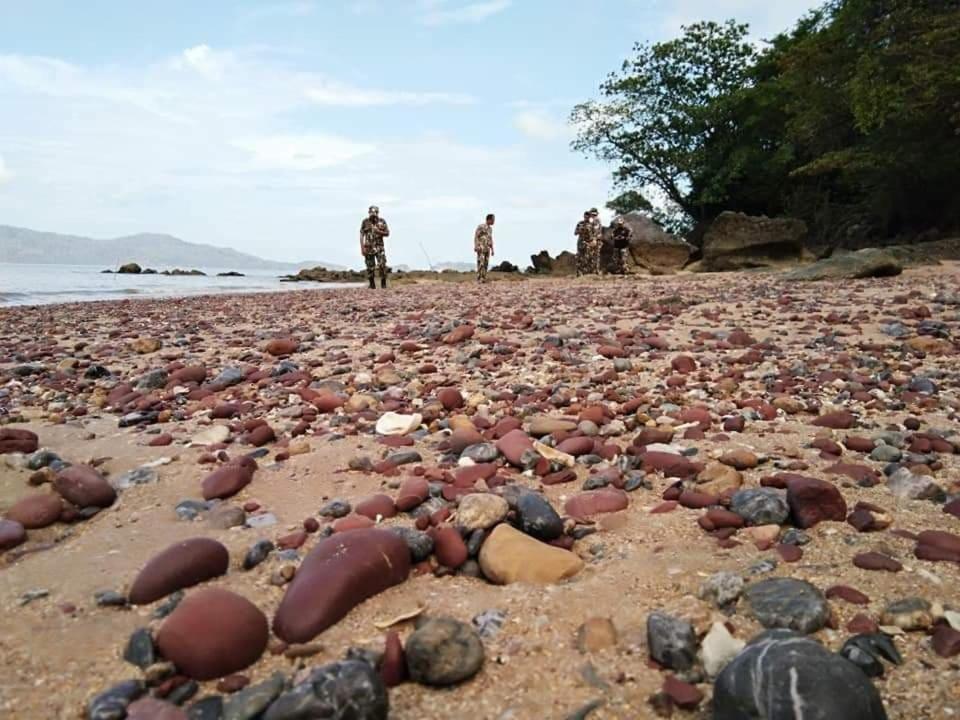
[571, 20, 757, 233]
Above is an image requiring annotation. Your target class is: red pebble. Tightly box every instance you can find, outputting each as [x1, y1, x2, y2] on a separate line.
[826, 585, 870, 605]
[776, 544, 802, 562]
[380, 631, 407, 686]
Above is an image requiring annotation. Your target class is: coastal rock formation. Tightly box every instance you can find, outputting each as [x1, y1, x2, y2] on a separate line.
[602, 212, 695, 274]
[785, 248, 904, 280]
[701, 212, 808, 271]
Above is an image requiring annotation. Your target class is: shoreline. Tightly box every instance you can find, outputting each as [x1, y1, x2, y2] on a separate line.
[1, 269, 958, 719]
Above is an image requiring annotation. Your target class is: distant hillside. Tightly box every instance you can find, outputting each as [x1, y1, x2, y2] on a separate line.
[0, 225, 343, 271]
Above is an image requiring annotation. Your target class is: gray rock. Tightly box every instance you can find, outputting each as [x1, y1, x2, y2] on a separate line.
[26, 449, 61, 470]
[187, 696, 223, 719]
[841, 634, 902, 678]
[743, 578, 829, 634]
[785, 247, 902, 281]
[87, 679, 145, 720]
[460, 443, 500, 463]
[212, 367, 245, 388]
[123, 628, 155, 669]
[243, 540, 275, 570]
[207, 504, 247, 529]
[472, 608, 506, 638]
[714, 631, 888, 720]
[582, 474, 610, 490]
[886, 468, 944, 501]
[747, 559, 778, 575]
[908, 377, 937, 395]
[94, 589, 128, 607]
[319, 499, 351, 519]
[136, 369, 169, 391]
[646, 611, 697, 670]
[701, 212, 806, 272]
[613, 358, 632, 372]
[405, 617, 485, 686]
[699, 571, 744, 609]
[165, 679, 198, 706]
[385, 450, 422, 466]
[152, 591, 184, 620]
[262, 660, 387, 720]
[730, 488, 789, 526]
[623, 472, 650, 492]
[112, 466, 160, 490]
[870, 445, 902, 463]
[389, 526, 434, 563]
[223, 672, 285, 720]
[244, 512, 278, 529]
[175, 499, 211, 521]
[84, 364, 111, 379]
[780, 528, 811, 546]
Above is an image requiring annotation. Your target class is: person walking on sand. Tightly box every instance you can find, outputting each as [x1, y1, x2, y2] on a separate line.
[575, 210, 592, 277]
[611, 217, 632, 275]
[474, 213, 495, 283]
[587, 207, 603, 275]
[360, 205, 390, 289]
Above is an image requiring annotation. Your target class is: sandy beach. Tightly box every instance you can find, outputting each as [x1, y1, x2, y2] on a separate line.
[1, 268, 959, 720]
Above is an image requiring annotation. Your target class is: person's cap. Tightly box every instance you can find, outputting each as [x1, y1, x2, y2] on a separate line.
[614, 217, 624, 224]
[589, 207, 599, 215]
[368, 205, 379, 213]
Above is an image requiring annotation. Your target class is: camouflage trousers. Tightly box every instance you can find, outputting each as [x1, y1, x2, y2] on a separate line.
[364, 247, 387, 285]
[578, 240, 601, 276]
[476, 249, 490, 282]
[613, 248, 629, 275]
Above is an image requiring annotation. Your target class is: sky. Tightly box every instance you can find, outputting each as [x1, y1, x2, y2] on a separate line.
[0, 0, 820, 269]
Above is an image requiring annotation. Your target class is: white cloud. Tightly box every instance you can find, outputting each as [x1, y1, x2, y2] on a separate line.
[419, 0, 512, 26]
[305, 82, 473, 107]
[0, 155, 11, 184]
[513, 109, 567, 141]
[233, 134, 375, 170]
[171, 45, 236, 80]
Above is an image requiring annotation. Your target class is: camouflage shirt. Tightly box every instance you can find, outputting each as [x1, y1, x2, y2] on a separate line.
[474, 223, 493, 253]
[575, 220, 592, 240]
[588, 217, 604, 241]
[360, 216, 389, 253]
[612, 223, 632, 249]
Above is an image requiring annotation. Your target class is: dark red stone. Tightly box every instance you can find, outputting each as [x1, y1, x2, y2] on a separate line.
[662, 675, 703, 709]
[380, 631, 406, 687]
[278, 530, 308, 550]
[812, 411, 856, 429]
[438, 388, 464, 410]
[0, 519, 26, 550]
[852, 551, 902, 572]
[396, 477, 430, 511]
[0, 428, 39, 454]
[826, 584, 870, 605]
[245, 424, 276, 447]
[332, 514, 375, 532]
[847, 614, 879, 634]
[54, 465, 116, 508]
[129, 537, 230, 605]
[932, 625, 960, 658]
[432, 527, 468, 568]
[149, 433, 174, 447]
[564, 488, 629, 519]
[786, 477, 847, 529]
[556, 436, 595, 457]
[355, 494, 397, 520]
[156, 587, 268, 681]
[5, 493, 63, 529]
[272, 529, 410, 643]
[775, 544, 802, 562]
[201, 458, 256, 500]
[678, 490, 718, 509]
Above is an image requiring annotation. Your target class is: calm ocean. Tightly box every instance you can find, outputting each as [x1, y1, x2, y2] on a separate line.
[0, 263, 356, 307]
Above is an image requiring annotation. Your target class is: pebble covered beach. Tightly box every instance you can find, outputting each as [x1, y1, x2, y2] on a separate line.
[1, 268, 959, 719]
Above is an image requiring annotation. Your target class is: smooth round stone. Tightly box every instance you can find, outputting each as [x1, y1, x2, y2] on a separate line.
[460, 443, 499, 463]
[853, 551, 902, 572]
[699, 571, 744, 608]
[272, 529, 410, 643]
[242, 540, 275, 570]
[870, 444, 902, 463]
[54, 465, 116, 508]
[730, 488, 788, 526]
[826, 585, 870, 605]
[495, 429, 539, 468]
[126, 697, 187, 720]
[515, 492, 563, 541]
[262, 661, 387, 720]
[396, 477, 429, 511]
[0, 519, 26, 550]
[128, 538, 230, 605]
[319, 499, 351, 518]
[448, 427, 483, 454]
[265, 338, 299, 356]
[719, 449, 758, 470]
[201, 459, 256, 501]
[478, 523, 583, 584]
[714, 632, 887, 720]
[5, 493, 63, 529]
[564, 488, 629, 520]
[437, 388, 464, 410]
[431, 527, 468, 568]
[743, 578, 829, 634]
[811, 411, 856, 429]
[156, 588, 268, 681]
[355, 494, 397, 520]
[405, 617, 484, 686]
[456, 494, 508, 531]
[0, 428, 39, 454]
[557, 436, 595, 457]
[206, 504, 246, 530]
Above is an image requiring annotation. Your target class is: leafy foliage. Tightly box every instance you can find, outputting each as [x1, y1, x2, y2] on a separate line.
[572, 0, 960, 246]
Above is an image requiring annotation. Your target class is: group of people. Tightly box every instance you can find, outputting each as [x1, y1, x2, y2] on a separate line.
[358, 204, 632, 288]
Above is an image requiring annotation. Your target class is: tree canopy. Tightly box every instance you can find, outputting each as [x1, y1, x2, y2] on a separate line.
[572, 0, 960, 246]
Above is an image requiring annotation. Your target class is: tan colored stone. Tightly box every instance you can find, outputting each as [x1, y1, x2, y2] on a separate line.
[772, 397, 803, 414]
[528, 416, 578, 436]
[906, 336, 954, 355]
[456, 494, 508, 531]
[345, 393, 377, 412]
[449, 415, 477, 432]
[479, 524, 583, 584]
[288, 439, 311, 456]
[132, 338, 162, 354]
[745, 524, 780, 547]
[576, 618, 618, 653]
[695, 462, 743, 495]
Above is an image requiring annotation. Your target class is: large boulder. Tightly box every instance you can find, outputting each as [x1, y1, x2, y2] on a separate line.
[785, 248, 903, 281]
[602, 213, 694, 274]
[529, 250, 577, 276]
[701, 212, 807, 272]
[117, 263, 142, 274]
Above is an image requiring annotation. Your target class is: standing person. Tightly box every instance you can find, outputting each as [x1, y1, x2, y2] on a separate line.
[359, 205, 390, 289]
[574, 211, 592, 277]
[474, 213, 495, 283]
[588, 207, 603, 275]
[611, 217, 633, 275]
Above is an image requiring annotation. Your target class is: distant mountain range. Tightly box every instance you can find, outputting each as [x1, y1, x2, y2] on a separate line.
[0, 225, 344, 271]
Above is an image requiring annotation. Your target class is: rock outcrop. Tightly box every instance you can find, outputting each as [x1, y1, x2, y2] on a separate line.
[701, 212, 807, 271]
[602, 213, 694, 274]
[785, 248, 903, 281]
[117, 263, 142, 274]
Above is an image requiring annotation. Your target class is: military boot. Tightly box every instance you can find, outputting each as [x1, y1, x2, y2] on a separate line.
[368, 278, 376, 289]
[380, 276, 387, 289]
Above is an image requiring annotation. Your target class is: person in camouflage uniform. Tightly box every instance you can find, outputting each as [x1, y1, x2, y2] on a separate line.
[574, 211, 593, 277]
[611, 217, 633, 275]
[474, 213, 495, 282]
[586, 207, 603, 275]
[359, 205, 390, 289]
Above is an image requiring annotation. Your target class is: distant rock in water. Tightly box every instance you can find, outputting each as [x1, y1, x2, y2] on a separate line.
[217, 271, 245, 277]
[161, 268, 206, 276]
[283, 266, 367, 283]
[784, 248, 903, 281]
[492, 260, 520, 273]
[142, 268, 157, 274]
[700, 212, 808, 272]
[118, 263, 142, 274]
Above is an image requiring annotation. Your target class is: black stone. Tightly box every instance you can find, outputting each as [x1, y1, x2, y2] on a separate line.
[646, 611, 697, 671]
[243, 539, 275, 570]
[87, 679, 145, 720]
[730, 488, 789, 526]
[94, 589, 128, 607]
[152, 590, 184, 619]
[222, 672, 285, 720]
[319, 499, 351, 519]
[388, 526, 434, 563]
[743, 578, 829, 634]
[841, 633, 903, 678]
[466, 529, 486, 557]
[262, 660, 387, 720]
[123, 628, 155, 669]
[168, 680, 199, 706]
[405, 617, 484, 686]
[714, 631, 888, 720]
[187, 696, 224, 720]
[515, 491, 563, 541]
